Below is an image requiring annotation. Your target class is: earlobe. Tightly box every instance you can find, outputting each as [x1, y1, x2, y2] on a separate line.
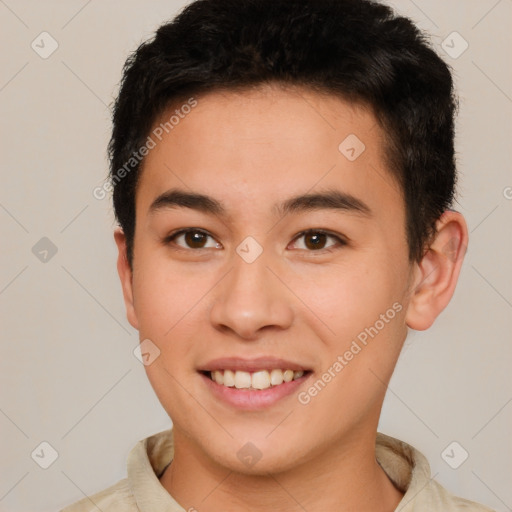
[113, 228, 139, 330]
[405, 211, 468, 331]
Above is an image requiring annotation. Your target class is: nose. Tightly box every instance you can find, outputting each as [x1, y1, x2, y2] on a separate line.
[209, 249, 294, 340]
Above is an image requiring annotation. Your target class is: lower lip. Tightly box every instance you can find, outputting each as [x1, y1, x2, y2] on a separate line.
[199, 372, 312, 410]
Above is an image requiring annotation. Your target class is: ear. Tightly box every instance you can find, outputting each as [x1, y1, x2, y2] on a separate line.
[113, 228, 139, 330]
[405, 210, 469, 331]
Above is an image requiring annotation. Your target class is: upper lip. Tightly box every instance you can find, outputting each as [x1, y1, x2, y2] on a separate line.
[197, 357, 311, 373]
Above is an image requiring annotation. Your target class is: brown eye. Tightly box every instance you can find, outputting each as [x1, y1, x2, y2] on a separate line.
[292, 230, 346, 252]
[166, 229, 221, 250]
[184, 231, 208, 248]
[304, 232, 328, 250]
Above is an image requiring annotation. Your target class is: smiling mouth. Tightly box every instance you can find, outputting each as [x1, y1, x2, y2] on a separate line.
[199, 369, 312, 391]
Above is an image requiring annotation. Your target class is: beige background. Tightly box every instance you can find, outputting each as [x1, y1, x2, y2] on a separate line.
[0, 1, 511, 510]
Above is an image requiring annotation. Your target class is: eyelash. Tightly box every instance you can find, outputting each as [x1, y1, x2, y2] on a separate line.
[163, 228, 347, 254]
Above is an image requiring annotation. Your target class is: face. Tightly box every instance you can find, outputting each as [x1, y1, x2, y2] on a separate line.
[117, 85, 417, 473]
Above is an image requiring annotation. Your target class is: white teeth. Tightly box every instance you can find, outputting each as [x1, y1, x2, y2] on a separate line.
[251, 370, 270, 389]
[270, 369, 284, 386]
[283, 369, 294, 382]
[223, 369, 235, 387]
[234, 371, 251, 389]
[209, 369, 306, 390]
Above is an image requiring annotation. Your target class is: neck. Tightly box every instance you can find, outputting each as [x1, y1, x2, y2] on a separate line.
[159, 426, 404, 512]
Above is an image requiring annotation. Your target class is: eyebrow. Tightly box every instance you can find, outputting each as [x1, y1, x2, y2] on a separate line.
[148, 187, 373, 219]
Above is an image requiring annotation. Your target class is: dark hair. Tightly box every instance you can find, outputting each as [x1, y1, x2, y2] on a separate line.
[108, 0, 458, 269]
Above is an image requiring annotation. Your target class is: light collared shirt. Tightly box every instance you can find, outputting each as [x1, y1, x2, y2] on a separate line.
[60, 429, 494, 511]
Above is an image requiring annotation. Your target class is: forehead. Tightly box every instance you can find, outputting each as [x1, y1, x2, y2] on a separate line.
[135, 85, 402, 224]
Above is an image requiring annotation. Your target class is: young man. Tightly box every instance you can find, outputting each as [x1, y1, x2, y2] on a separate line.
[62, 0, 494, 510]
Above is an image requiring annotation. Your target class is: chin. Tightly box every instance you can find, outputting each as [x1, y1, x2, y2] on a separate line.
[204, 436, 309, 476]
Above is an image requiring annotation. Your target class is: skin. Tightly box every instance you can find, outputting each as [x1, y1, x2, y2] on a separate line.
[114, 83, 468, 511]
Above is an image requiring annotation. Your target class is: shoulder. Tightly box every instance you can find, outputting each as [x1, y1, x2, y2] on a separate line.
[59, 478, 137, 512]
[427, 478, 496, 512]
[375, 432, 495, 511]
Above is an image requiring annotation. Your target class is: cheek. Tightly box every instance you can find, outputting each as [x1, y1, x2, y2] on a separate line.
[132, 255, 199, 334]
[299, 257, 407, 382]
[131, 257, 211, 385]
[135, 267, 202, 415]
[294, 258, 397, 333]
